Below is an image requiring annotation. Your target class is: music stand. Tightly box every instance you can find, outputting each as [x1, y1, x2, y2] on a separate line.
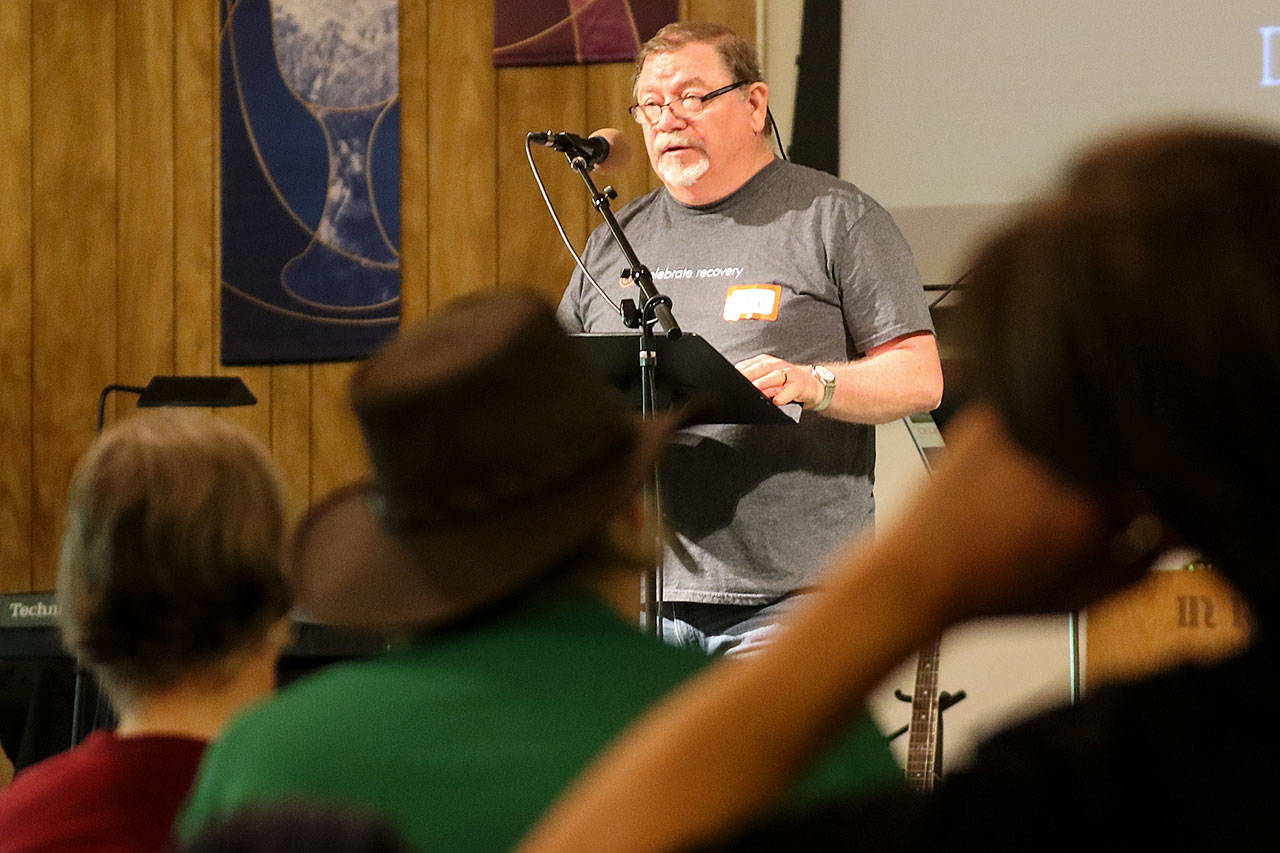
[573, 333, 799, 427]
[96, 375, 256, 432]
[572, 333, 797, 633]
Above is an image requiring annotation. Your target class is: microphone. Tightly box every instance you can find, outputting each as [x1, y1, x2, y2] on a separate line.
[529, 128, 629, 174]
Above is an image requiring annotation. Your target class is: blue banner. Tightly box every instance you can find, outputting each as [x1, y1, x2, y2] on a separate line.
[220, 0, 400, 364]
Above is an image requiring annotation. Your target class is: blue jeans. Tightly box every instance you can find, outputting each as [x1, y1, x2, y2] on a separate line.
[660, 593, 809, 657]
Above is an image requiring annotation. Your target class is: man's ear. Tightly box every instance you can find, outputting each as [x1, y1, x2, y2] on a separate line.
[746, 82, 769, 134]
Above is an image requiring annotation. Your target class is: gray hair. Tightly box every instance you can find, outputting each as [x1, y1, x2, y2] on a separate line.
[633, 21, 764, 93]
[58, 410, 291, 705]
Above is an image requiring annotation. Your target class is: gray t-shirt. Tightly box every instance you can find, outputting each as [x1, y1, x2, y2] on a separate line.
[558, 159, 931, 604]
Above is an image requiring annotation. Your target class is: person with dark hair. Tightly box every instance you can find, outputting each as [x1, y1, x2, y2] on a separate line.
[522, 126, 1280, 851]
[560, 21, 942, 655]
[0, 411, 292, 853]
[179, 292, 903, 853]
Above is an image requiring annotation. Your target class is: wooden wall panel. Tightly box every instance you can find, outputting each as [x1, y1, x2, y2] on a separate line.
[585, 63, 653, 208]
[173, 0, 217, 375]
[116, 0, 176, 419]
[685, 0, 756, 42]
[0, 1, 34, 592]
[270, 365, 312, 524]
[310, 362, 366, 502]
[496, 64, 587, 305]
[0, 0, 763, 592]
[399, 0, 429, 324]
[426, 0, 497, 309]
[217, 364, 273, 450]
[31, 0, 118, 590]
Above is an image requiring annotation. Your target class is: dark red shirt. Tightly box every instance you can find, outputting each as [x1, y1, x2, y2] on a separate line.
[0, 730, 205, 852]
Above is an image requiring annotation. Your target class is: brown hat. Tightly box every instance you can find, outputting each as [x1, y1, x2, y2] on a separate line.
[289, 291, 676, 631]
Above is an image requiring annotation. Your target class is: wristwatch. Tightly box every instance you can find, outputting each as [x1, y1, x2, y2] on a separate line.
[808, 364, 836, 412]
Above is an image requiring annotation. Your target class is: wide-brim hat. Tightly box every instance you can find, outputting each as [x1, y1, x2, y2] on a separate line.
[288, 291, 677, 631]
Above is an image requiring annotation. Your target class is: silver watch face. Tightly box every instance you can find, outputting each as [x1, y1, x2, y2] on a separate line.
[809, 364, 836, 412]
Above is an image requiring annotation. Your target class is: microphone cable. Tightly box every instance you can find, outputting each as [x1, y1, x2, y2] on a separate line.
[767, 106, 788, 161]
[525, 134, 623, 315]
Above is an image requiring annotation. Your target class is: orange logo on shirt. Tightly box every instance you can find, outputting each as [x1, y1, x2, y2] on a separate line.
[723, 284, 782, 321]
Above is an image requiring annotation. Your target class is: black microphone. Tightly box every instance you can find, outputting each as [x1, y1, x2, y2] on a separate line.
[528, 129, 621, 170]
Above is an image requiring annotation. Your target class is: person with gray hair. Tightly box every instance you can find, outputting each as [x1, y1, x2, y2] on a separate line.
[0, 411, 292, 853]
[559, 21, 942, 655]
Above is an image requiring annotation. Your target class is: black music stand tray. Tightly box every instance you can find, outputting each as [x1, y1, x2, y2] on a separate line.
[571, 332, 798, 426]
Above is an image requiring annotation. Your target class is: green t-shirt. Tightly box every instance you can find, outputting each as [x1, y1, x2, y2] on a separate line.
[179, 595, 901, 851]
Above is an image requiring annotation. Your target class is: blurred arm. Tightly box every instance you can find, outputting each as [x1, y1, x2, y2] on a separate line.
[521, 407, 1127, 853]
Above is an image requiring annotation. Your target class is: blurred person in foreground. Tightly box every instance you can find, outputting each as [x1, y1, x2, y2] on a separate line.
[522, 127, 1280, 851]
[180, 801, 408, 853]
[0, 411, 291, 853]
[179, 292, 902, 852]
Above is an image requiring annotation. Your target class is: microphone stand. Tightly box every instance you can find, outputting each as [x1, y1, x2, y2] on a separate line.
[567, 153, 680, 635]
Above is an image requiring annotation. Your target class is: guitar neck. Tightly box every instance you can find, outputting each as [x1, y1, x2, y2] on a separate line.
[905, 634, 943, 792]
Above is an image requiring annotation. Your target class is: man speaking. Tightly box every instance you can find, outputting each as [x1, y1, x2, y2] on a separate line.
[558, 22, 942, 655]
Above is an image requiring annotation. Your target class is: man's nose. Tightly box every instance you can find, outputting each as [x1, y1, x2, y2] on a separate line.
[654, 104, 688, 132]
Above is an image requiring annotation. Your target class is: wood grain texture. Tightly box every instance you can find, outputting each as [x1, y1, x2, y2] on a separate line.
[585, 63, 652, 214]
[427, 0, 498, 309]
[496, 63, 587, 305]
[0, 1, 763, 591]
[217, 365, 272, 449]
[31, 0, 118, 590]
[398, 0, 428, 323]
[685, 0, 756, 42]
[116, 0, 176, 417]
[270, 364, 312, 525]
[174, 0, 217, 375]
[310, 361, 367, 502]
[0, 0, 34, 592]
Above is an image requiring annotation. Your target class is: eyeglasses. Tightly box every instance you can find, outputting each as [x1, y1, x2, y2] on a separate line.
[628, 81, 749, 126]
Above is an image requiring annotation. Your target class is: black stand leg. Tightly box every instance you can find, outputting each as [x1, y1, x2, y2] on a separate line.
[566, 150, 682, 638]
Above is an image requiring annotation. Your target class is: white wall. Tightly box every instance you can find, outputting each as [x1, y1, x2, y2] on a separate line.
[840, 1, 1280, 209]
[751, 2, 1225, 771]
[755, 1, 1280, 772]
[761, 1, 803, 156]
[870, 419, 1073, 770]
[839, 4, 1280, 767]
